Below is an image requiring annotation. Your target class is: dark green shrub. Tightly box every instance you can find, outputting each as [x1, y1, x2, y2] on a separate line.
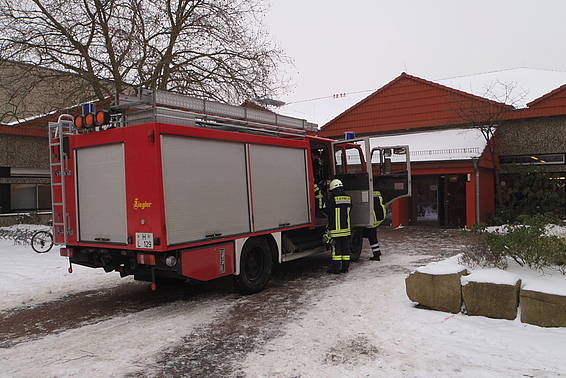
[485, 215, 566, 274]
[459, 231, 508, 270]
[16, 211, 41, 225]
[496, 165, 566, 223]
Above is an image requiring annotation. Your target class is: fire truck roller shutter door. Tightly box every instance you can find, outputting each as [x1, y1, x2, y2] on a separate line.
[161, 136, 250, 245]
[76, 143, 127, 244]
[248, 144, 310, 231]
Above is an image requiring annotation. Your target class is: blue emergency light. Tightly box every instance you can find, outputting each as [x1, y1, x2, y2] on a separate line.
[82, 103, 96, 116]
[344, 131, 356, 140]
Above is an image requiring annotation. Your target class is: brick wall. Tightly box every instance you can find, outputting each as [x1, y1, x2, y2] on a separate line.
[0, 134, 49, 168]
[498, 116, 566, 156]
[0, 61, 98, 125]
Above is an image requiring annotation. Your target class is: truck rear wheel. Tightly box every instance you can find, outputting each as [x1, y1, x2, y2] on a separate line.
[235, 237, 273, 295]
[350, 230, 363, 262]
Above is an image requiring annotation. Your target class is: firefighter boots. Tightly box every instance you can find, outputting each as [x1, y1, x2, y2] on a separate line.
[370, 253, 381, 261]
[327, 261, 342, 274]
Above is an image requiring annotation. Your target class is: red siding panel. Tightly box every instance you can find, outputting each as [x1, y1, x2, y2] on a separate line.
[319, 74, 511, 137]
[318, 72, 566, 137]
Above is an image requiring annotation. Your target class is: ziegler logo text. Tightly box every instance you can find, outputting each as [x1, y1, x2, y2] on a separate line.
[133, 198, 152, 210]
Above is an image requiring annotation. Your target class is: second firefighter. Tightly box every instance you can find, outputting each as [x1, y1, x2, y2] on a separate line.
[325, 179, 352, 274]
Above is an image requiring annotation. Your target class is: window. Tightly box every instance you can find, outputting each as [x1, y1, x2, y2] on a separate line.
[9, 184, 51, 212]
[38, 185, 51, 209]
[10, 168, 50, 177]
[500, 154, 565, 165]
[10, 184, 36, 210]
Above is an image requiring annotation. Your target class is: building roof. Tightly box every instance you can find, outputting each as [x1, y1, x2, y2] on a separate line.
[314, 73, 510, 137]
[339, 128, 488, 167]
[435, 68, 566, 109]
[278, 68, 566, 132]
[0, 98, 110, 137]
[368, 128, 488, 162]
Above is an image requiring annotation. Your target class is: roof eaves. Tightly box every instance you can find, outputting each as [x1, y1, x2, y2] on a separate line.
[320, 72, 514, 132]
[320, 72, 409, 130]
[6, 97, 110, 127]
[406, 73, 514, 109]
[526, 83, 566, 107]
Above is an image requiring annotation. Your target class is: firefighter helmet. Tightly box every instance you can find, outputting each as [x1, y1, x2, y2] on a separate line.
[329, 179, 343, 191]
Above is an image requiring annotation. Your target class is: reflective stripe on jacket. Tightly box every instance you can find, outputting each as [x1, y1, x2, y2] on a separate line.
[371, 191, 387, 227]
[314, 183, 326, 209]
[325, 191, 352, 237]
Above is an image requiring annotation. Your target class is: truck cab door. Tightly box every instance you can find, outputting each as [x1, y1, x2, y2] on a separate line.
[370, 145, 411, 205]
[331, 137, 373, 227]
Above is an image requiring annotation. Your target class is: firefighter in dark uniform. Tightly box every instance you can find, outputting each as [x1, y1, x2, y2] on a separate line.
[324, 179, 352, 274]
[314, 182, 326, 213]
[364, 190, 387, 261]
[312, 149, 328, 217]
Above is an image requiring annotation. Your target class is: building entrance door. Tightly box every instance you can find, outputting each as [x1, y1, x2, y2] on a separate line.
[410, 176, 439, 225]
[439, 175, 467, 228]
[411, 174, 467, 228]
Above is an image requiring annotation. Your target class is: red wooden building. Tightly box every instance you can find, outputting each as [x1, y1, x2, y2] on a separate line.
[317, 72, 566, 228]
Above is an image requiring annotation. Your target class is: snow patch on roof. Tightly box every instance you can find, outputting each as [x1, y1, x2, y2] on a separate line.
[435, 68, 566, 109]
[278, 91, 373, 127]
[369, 128, 488, 162]
[2, 98, 104, 126]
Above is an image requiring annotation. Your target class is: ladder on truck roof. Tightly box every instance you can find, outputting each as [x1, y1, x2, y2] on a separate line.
[48, 116, 77, 245]
[112, 89, 318, 137]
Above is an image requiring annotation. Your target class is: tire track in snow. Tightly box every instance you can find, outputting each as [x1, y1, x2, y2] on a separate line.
[0, 296, 232, 377]
[0, 227, 470, 376]
[134, 255, 335, 378]
[0, 278, 237, 348]
[136, 227, 469, 377]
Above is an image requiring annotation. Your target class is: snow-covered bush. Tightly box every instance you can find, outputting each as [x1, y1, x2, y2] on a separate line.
[459, 232, 508, 270]
[485, 215, 566, 274]
[15, 211, 42, 225]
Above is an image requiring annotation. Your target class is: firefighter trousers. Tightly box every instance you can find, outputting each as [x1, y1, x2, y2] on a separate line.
[363, 227, 381, 258]
[330, 236, 351, 273]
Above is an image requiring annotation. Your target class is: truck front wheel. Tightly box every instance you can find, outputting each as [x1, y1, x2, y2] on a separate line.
[235, 237, 273, 294]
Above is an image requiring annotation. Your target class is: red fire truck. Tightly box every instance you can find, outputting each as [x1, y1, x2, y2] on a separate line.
[48, 89, 410, 293]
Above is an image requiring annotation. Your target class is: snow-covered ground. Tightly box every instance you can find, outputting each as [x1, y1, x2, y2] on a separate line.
[1, 298, 229, 377]
[243, 253, 566, 378]
[0, 225, 130, 312]
[1, 226, 565, 377]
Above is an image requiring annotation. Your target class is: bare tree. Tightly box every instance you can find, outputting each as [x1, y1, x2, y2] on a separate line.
[454, 80, 526, 154]
[452, 80, 527, 204]
[0, 0, 287, 107]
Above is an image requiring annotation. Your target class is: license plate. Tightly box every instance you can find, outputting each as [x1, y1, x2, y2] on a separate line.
[136, 232, 154, 249]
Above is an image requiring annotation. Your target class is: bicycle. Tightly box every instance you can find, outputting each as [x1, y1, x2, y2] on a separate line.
[30, 230, 54, 253]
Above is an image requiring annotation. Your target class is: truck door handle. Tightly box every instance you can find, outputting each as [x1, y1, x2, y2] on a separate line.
[205, 233, 223, 238]
[278, 222, 291, 227]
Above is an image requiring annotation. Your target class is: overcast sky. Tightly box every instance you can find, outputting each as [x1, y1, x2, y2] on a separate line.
[265, 0, 566, 104]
